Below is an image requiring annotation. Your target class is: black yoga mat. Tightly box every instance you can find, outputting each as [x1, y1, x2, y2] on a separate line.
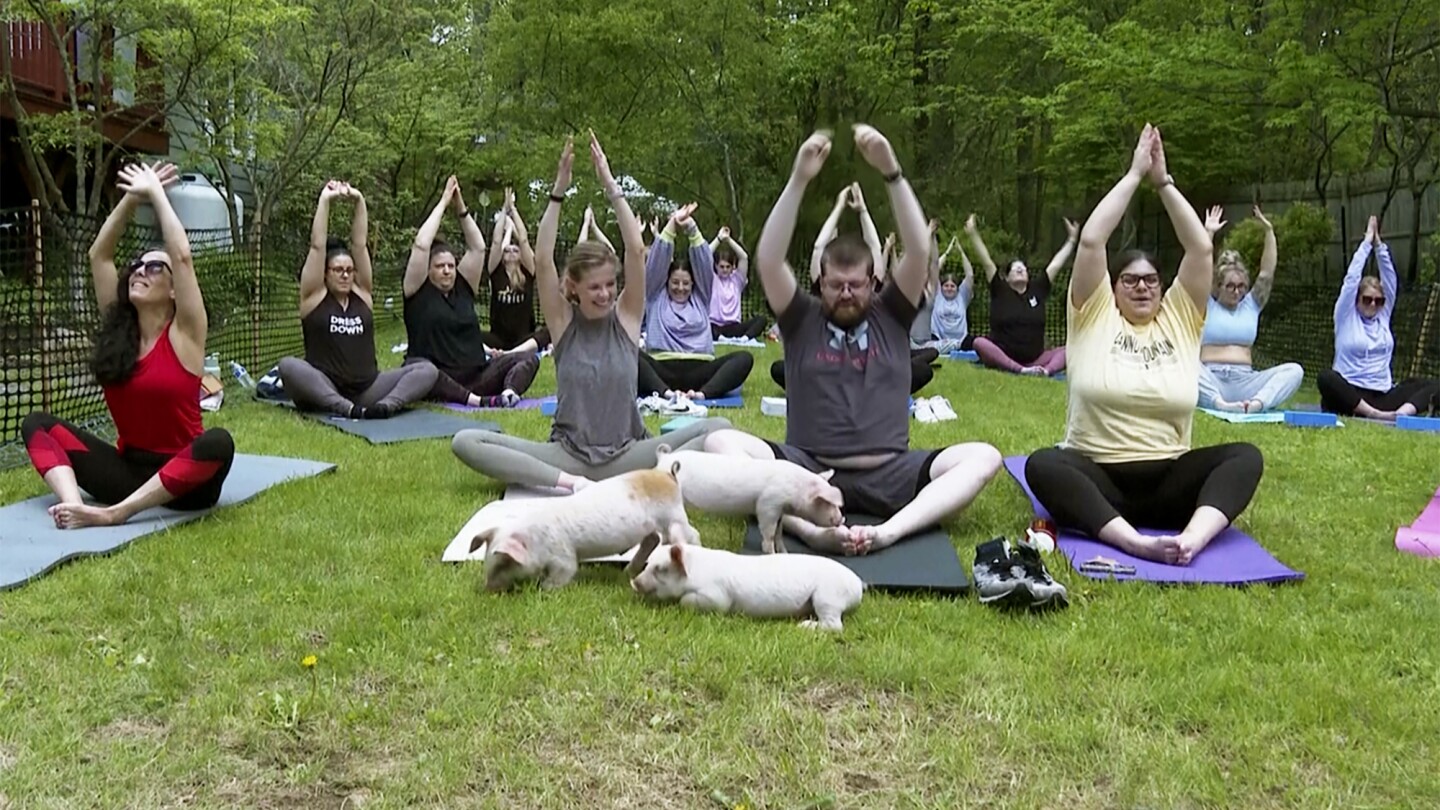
[740, 515, 970, 595]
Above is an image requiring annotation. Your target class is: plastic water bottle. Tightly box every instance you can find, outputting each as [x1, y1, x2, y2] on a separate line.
[204, 353, 221, 378]
[230, 361, 256, 389]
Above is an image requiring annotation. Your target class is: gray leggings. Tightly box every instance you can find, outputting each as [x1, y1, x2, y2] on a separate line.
[451, 417, 731, 489]
[278, 357, 439, 416]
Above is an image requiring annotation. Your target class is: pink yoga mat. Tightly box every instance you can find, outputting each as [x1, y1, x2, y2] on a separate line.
[1396, 486, 1440, 557]
[1002, 455, 1304, 585]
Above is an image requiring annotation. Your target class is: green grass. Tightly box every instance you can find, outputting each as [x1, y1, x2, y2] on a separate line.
[3, 331, 1440, 808]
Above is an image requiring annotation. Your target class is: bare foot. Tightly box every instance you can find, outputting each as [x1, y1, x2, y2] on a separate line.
[48, 503, 121, 529]
[842, 524, 894, 556]
[1114, 533, 1183, 565]
[1174, 532, 1216, 565]
[1242, 399, 1263, 414]
[803, 525, 855, 554]
[685, 390, 704, 400]
[1020, 366, 1047, 376]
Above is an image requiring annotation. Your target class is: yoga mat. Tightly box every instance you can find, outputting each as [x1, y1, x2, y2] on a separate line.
[947, 350, 980, 362]
[1001, 455, 1304, 585]
[1198, 408, 1286, 424]
[305, 409, 498, 444]
[0, 454, 336, 591]
[441, 484, 638, 564]
[442, 396, 552, 413]
[738, 516, 970, 595]
[542, 392, 743, 417]
[1286, 402, 1379, 427]
[1396, 485, 1440, 558]
[715, 336, 765, 348]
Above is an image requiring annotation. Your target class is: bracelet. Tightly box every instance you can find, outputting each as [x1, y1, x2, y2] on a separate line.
[548, 193, 565, 203]
[457, 208, 470, 218]
[605, 188, 624, 201]
[1156, 174, 1174, 189]
[882, 168, 903, 184]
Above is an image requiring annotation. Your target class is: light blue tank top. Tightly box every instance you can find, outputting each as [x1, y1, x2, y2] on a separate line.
[1201, 294, 1260, 347]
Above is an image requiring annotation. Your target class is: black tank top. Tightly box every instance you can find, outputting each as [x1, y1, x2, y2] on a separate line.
[404, 280, 488, 376]
[303, 292, 379, 396]
[488, 267, 536, 347]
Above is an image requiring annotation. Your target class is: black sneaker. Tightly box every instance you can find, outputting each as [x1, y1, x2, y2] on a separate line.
[973, 538, 1032, 608]
[362, 401, 398, 419]
[1011, 542, 1070, 610]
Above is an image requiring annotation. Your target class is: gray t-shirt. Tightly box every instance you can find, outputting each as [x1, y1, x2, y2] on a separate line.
[909, 292, 934, 346]
[777, 282, 918, 457]
[550, 306, 648, 465]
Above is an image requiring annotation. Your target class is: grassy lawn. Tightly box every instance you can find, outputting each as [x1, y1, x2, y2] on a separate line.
[2, 328, 1439, 808]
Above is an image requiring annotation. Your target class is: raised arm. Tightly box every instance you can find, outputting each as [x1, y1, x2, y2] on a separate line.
[1336, 218, 1375, 326]
[721, 227, 749, 281]
[679, 210, 714, 306]
[809, 185, 849, 282]
[590, 130, 647, 338]
[121, 163, 204, 368]
[1072, 125, 1153, 310]
[646, 211, 679, 302]
[456, 181, 487, 294]
[535, 138, 575, 340]
[957, 242, 975, 299]
[762, 132, 831, 315]
[347, 185, 374, 305]
[1249, 206, 1278, 308]
[1376, 225, 1397, 322]
[1147, 129, 1212, 311]
[852, 183, 885, 279]
[1044, 218, 1079, 284]
[487, 205, 508, 272]
[300, 182, 342, 317]
[963, 214, 999, 283]
[881, 232, 896, 282]
[88, 178, 144, 313]
[404, 176, 456, 298]
[854, 125, 928, 305]
[503, 188, 534, 275]
[926, 222, 941, 297]
[587, 218, 616, 252]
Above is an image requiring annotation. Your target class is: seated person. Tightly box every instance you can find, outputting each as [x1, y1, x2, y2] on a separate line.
[482, 190, 551, 355]
[929, 235, 977, 352]
[638, 204, 754, 399]
[403, 178, 538, 407]
[705, 126, 1002, 556]
[1317, 215, 1439, 419]
[1196, 205, 1303, 412]
[1025, 124, 1264, 566]
[966, 213, 1076, 376]
[708, 227, 767, 340]
[22, 161, 234, 528]
[452, 133, 729, 491]
[280, 182, 438, 418]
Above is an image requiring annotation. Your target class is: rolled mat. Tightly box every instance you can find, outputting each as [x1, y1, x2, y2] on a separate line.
[739, 516, 969, 594]
[1002, 454, 1304, 585]
[0, 454, 336, 591]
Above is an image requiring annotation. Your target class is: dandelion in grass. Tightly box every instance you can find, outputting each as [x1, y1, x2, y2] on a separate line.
[302, 654, 319, 700]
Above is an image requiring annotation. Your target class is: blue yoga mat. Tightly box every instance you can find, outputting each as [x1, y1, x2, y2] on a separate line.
[0, 454, 336, 590]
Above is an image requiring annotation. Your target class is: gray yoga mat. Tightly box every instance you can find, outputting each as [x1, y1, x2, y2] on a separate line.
[740, 516, 970, 595]
[0, 454, 336, 591]
[256, 397, 499, 443]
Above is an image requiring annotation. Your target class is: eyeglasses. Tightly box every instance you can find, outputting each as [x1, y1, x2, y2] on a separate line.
[1360, 295, 1386, 306]
[127, 259, 171, 277]
[1118, 273, 1161, 289]
[328, 266, 356, 277]
[821, 280, 869, 295]
[1222, 282, 1248, 292]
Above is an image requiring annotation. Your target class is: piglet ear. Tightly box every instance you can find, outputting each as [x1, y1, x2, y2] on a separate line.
[668, 543, 687, 577]
[625, 531, 663, 578]
[468, 528, 496, 555]
[818, 468, 836, 482]
[491, 533, 529, 567]
[669, 460, 682, 480]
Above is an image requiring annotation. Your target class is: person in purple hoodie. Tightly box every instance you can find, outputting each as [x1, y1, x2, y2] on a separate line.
[1317, 215, 1439, 420]
[638, 203, 755, 399]
[707, 227, 767, 340]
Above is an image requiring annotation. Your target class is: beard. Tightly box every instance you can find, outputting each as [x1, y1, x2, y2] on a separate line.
[823, 298, 868, 329]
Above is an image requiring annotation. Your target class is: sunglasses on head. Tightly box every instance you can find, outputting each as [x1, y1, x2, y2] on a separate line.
[127, 259, 171, 277]
[1360, 294, 1386, 306]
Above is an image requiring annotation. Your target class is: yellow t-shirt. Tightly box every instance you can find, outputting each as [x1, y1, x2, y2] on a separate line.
[1062, 280, 1205, 463]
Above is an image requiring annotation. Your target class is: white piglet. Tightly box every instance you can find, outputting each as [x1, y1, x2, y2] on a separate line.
[469, 463, 700, 592]
[626, 534, 864, 631]
[653, 445, 844, 553]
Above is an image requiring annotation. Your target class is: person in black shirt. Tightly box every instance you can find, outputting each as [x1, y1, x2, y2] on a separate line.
[403, 177, 539, 407]
[965, 213, 1076, 377]
[484, 188, 551, 355]
[279, 181, 438, 418]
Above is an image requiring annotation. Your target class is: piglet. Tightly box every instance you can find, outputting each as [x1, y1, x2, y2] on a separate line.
[469, 463, 700, 593]
[653, 445, 844, 554]
[625, 533, 864, 631]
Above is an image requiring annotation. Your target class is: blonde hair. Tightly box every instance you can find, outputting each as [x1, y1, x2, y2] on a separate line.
[1214, 249, 1250, 292]
[562, 241, 618, 302]
[1357, 276, 1383, 300]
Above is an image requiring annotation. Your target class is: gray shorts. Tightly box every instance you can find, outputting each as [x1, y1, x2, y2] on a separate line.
[765, 442, 941, 519]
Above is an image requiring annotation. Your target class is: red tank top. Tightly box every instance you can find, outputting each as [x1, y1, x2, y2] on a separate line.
[102, 322, 203, 454]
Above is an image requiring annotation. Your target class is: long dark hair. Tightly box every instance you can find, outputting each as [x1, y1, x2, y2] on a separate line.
[91, 273, 141, 386]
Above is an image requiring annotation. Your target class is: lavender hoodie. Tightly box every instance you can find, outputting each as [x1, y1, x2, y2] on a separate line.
[643, 224, 715, 355]
[1331, 241, 1397, 391]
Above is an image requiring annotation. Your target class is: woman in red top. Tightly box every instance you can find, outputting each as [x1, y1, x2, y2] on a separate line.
[21, 162, 235, 528]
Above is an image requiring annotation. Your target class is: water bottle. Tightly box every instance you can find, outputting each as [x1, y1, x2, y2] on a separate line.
[230, 361, 256, 389]
[204, 353, 221, 378]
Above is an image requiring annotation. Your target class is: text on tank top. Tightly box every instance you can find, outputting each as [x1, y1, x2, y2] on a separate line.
[303, 292, 379, 395]
[488, 268, 536, 346]
[103, 321, 203, 455]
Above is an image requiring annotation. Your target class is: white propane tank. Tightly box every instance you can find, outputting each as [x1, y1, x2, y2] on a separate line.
[158, 174, 243, 250]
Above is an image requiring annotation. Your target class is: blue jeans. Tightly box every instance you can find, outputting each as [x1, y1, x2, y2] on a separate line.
[1196, 362, 1304, 411]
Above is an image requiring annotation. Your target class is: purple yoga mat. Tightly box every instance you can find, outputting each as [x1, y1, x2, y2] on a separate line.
[1396, 485, 1440, 557]
[1001, 455, 1304, 585]
[442, 396, 553, 413]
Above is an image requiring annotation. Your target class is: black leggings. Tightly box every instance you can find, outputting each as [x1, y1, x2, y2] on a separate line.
[1316, 369, 1439, 416]
[408, 353, 539, 404]
[483, 327, 552, 352]
[638, 352, 755, 399]
[770, 348, 938, 395]
[1024, 444, 1263, 537]
[711, 316, 768, 340]
[22, 413, 235, 510]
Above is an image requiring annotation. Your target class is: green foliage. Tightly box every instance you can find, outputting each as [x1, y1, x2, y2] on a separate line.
[1224, 203, 1334, 282]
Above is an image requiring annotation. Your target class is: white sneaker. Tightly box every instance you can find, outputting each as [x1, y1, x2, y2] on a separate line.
[914, 397, 937, 423]
[928, 396, 957, 421]
[636, 395, 668, 414]
[662, 398, 708, 417]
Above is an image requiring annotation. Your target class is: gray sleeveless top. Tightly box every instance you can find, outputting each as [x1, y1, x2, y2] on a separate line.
[550, 305, 648, 465]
